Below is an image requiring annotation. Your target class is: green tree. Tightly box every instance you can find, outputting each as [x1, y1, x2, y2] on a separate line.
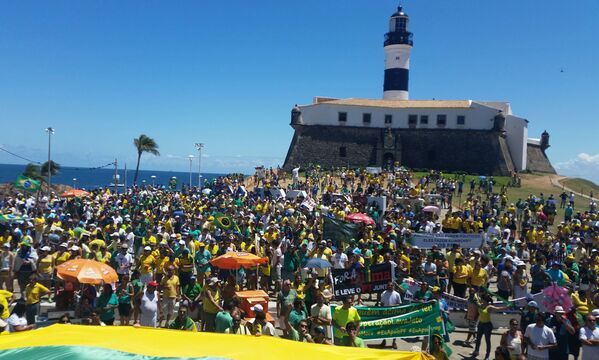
[40, 160, 61, 178]
[133, 134, 160, 184]
[23, 163, 43, 181]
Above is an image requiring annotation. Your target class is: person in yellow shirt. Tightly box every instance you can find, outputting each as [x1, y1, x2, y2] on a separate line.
[36, 246, 54, 289]
[53, 243, 71, 266]
[452, 258, 470, 298]
[138, 246, 156, 285]
[468, 262, 488, 290]
[25, 274, 50, 324]
[0, 289, 12, 319]
[159, 265, 180, 327]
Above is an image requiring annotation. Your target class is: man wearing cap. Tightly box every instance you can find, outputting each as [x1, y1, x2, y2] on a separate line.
[546, 305, 575, 359]
[202, 277, 222, 332]
[138, 246, 156, 285]
[194, 242, 211, 286]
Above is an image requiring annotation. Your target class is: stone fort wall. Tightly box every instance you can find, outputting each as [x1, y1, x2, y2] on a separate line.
[526, 144, 556, 174]
[283, 125, 517, 175]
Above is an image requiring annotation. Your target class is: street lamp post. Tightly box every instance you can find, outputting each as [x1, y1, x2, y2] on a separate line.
[150, 175, 156, 187]
[73, 178, 77, 188]
[188, 155, 194, 188]
[45, 127, 55, 192]
[194, 143, 204, 189]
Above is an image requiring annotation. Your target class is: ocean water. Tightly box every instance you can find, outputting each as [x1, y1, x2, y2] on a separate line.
[0, 163, 225, 190]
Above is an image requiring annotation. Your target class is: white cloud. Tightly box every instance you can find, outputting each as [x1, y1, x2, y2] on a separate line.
[554, 153, 599, 183]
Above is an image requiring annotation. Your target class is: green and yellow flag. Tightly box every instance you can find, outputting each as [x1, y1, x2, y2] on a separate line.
[213, 213, 239, 232]
[15, 175, 41, 192]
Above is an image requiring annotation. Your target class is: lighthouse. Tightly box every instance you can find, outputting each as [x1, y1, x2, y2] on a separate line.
[383, 6, 413, 100]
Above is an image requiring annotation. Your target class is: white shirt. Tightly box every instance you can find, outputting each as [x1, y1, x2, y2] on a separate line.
[7, 313, 27, 333]
[580, 326, 599, 360]
[310, 303, 332, 339]
[332, 252, 348, 269]
[380, 290, 402, 306]
[115, 252, 133, 275]
[525, 323, 556, 359]
[262, 321, 276, 336]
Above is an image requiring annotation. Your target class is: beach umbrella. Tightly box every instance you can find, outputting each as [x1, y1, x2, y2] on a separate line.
[305, 258, 331, 269]
[422, 205, 441, 215]
[346, 213, 375, 225]
[61, 189, 90, 198]
[56, 259, 118, 285]
[202, 188, 212, 195]
[479, 176, 486, 180]
[210, 252, 268, 270]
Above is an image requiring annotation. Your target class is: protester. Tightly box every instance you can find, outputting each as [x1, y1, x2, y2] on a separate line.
[500, 318, 524, 360]
[524, 312, 557, 360]
[168, 304, 197, 331]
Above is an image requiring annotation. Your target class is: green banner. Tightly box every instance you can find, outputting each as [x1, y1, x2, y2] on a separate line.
[357, 302, 443, 340]
[322, 217, 359, 245]
[331, 301, 431, 321]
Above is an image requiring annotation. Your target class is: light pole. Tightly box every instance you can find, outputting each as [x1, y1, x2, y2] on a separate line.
[194, 143, 204, 189]
[150, 175, 156, 187]
[73, 178, 77, 188]
[45, 127, 55, 192]
[188, 155, 194, 188]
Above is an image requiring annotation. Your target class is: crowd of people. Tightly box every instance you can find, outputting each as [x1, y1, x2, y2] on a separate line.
[0, 165, 598, 360]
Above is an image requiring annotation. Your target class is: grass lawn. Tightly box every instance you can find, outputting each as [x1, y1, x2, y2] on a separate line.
[559, 178, 599, 198]
[411, 171, 592, 232]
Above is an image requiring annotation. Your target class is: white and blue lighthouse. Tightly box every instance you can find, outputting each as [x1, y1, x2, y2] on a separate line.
[383, 6, 413, 100]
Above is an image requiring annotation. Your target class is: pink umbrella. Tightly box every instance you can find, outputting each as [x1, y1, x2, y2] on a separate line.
[423, 205, 441, 215]
[541, 283, 573, 313]
[346, 213, 375, 225]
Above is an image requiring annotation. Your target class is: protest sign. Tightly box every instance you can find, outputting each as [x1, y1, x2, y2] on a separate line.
[357, 302, 444, 340]
[332, 268, 363, 299]
[410, 233, 483, 249]
[332, 263, 395, 299]
[331, 301, 431, 321]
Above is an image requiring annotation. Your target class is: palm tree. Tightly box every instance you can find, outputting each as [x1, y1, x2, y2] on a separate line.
[133, 134, 160, 184]
[23, 163, 43, 181]
[40, 160, 61, 178]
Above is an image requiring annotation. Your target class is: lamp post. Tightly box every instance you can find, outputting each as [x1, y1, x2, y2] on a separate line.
[45, 127, 55, 192]
[194, 143, 204, 189]
[150, 175, 156, 187]
[73, 178, 77, 188]
[188, 155, 194, 188]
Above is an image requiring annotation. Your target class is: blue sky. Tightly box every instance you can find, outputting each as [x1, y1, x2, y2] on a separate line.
[1, 0, 598, 180]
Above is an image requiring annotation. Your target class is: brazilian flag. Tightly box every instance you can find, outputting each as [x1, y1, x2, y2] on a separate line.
[15, 175, 41, 192]
[214, 212, 239, 232]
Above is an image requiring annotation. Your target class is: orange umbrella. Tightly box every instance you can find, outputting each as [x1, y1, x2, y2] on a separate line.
[210, 252, 268, 270]
[60, 189, 90, 198]
[56, 259, 118, 284]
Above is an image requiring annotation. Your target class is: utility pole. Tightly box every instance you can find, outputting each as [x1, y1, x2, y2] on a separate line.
[188, 155, 194, 188]
[114, 158, 118, 194]
[195, 143, 204, 189]
[45, 127, 55, 193]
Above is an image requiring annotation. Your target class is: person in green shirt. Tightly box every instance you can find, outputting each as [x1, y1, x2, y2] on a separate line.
[288, 299, 307, 329]
[215, 301, 234, 333]
[341, 322, 366, 348]
[285, 318, 314, 343]
[169, 305, 197, 331]
[182, 275, 202, 316]
[96, 284, 118, 326]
